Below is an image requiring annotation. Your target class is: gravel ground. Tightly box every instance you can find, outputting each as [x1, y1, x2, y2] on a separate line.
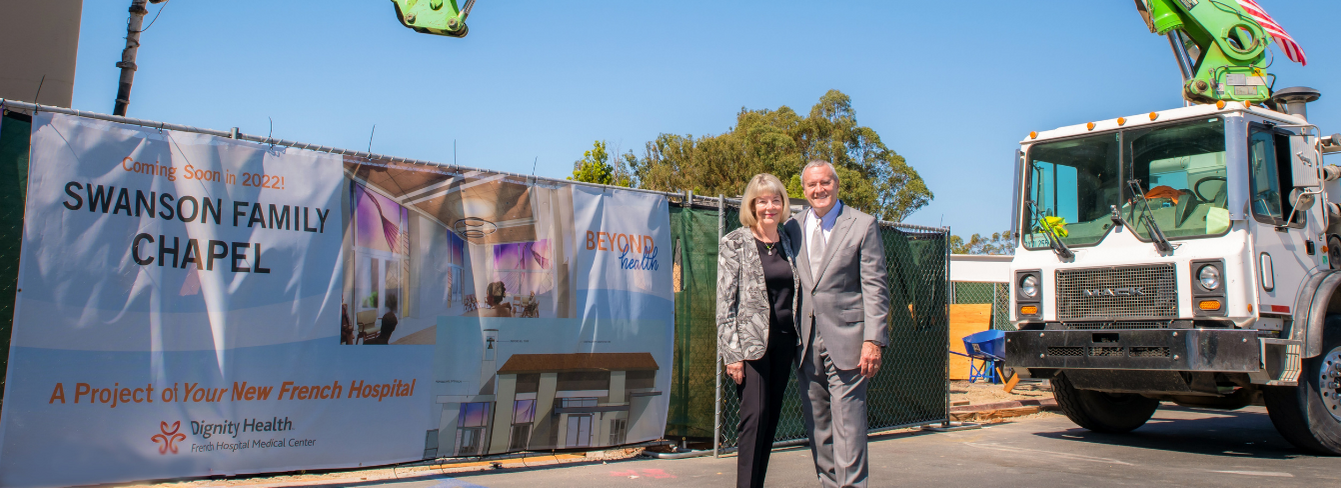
[949, 379, 1052, 406]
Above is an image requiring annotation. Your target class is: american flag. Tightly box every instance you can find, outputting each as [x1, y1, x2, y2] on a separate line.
[1237, 0, 1307, 66]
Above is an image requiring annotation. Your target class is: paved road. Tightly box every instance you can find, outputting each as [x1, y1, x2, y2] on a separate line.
[301, 406, 1338, 487]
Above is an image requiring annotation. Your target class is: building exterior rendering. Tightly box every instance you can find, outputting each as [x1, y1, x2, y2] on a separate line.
[433, 351, 661, 457]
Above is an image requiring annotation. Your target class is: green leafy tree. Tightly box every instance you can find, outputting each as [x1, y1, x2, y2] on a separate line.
[569, 140, 631, 187]
[624, 90, 932, 221]
[950, 230, 1017, 255]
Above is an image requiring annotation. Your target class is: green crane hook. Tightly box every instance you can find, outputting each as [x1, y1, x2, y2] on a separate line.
[391, 0, 474, 38]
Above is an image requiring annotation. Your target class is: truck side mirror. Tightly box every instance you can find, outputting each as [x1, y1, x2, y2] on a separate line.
[1291, 187, 1318, 212]
[1291, 135, 1321, 187]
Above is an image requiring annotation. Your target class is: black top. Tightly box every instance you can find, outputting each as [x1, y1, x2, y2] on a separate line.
[369, 312, 398, 345]
[755, 238, 795, 340]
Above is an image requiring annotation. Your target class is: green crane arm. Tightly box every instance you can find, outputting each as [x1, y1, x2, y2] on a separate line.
[391, 0, 475, 38]
[1134, 0, 1272, 103]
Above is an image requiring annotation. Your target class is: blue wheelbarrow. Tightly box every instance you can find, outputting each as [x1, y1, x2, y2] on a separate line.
[950, 329, 1006, 383]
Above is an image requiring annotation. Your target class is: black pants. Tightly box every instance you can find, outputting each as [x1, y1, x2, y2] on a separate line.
[736, 332, 795, 488]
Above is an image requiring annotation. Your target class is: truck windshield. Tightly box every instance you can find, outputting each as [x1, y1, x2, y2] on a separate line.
[1124, 117, 1229, 240]
[1022, 132, 1122, 249]
[1021, 118, 1229, 250]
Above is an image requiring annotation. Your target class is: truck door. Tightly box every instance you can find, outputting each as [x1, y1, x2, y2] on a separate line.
[1246, 122, 1323, 314]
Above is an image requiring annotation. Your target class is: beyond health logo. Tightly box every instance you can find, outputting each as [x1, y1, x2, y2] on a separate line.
[151, 421, 187, 454]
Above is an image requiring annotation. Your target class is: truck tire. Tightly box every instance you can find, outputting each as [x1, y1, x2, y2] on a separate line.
[1263, 315, 1341, 455]
[1329, 235, 1341, 270]
[1052, 371, 1160, 433]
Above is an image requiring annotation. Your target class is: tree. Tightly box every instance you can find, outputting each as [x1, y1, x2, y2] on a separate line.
[950, 230, 1016, 255]
[623, 90, 932, 221]
[568, 140, 631, 187]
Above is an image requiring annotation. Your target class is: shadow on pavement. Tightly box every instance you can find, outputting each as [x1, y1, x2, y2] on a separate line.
[1030, 404, 1316, 461]
[869, 426, 944, 444]
[286, 455, 652, 488]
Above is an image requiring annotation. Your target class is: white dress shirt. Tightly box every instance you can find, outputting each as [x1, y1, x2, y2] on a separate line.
[804, 200, 844, 253]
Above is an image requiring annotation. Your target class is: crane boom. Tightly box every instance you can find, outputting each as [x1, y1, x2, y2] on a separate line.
[1134, 0, 1272, 103]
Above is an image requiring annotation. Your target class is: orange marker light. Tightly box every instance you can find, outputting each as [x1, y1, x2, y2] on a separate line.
[1198, 300, 1222, 311]
[1086, 122, 1096, 131]
[1243, 101, 1252, 108]
[1149, 112, 1159, 121]
[1029, 131, 1038, 139]
[1117, 117, 1127, 126]
[1216, 100, 1226, 109]
[1019, 305, 1039, 315]
[1247, 304, 1253, 312]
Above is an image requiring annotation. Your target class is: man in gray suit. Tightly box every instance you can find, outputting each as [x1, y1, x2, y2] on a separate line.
[786, 161, 890, 488]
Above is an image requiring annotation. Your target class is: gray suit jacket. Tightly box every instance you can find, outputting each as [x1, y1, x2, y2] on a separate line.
[716, 226, 801, 365]
[786, 205, 890, 371]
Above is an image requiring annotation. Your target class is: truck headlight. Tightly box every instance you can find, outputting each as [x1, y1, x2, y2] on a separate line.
[1198, 265, 1222, 291]
[1020, 274, 1039, 299]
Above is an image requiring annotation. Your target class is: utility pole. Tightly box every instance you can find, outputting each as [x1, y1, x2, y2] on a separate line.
[114, 0, 164, 116]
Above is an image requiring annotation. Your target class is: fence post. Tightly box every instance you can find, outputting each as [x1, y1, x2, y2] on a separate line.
[714, 194, 724, 458]
[943, 225, 953, 427]
[990, 282, 999, 330]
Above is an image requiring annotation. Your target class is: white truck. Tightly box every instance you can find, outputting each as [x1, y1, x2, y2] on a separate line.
[1004, 88, 1341, 453]
[1003, 0, 1341, 454]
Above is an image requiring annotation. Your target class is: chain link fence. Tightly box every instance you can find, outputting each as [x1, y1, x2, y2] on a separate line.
[0, 109, 950, 452]
[951, 282, 1012, 331]
[670, 198, 949, 451]
[664, 202, 725, 440]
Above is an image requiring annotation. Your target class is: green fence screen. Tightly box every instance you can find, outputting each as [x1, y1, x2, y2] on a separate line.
[665, 204, 724, 439]
[0, 111, 31, 405]
[665, 200, 950, 448]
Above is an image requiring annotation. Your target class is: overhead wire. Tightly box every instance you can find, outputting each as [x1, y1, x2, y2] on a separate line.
[140, 1, 169, 32]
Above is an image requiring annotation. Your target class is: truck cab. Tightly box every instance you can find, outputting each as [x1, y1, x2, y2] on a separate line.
[1004, 92, 1341, 453]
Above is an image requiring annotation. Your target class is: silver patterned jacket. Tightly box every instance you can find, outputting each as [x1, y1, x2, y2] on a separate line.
[717, 225, 802, 365]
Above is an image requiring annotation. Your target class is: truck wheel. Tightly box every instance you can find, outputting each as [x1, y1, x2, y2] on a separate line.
[1330, 235, 1341, 270]
[1263, 315, 1341, 455]
[1052, 371, 1160, 433]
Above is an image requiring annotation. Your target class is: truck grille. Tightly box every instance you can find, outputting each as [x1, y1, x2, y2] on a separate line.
[1063, 320, 1170, 330]
[1088, 347, 1124, 357]
[1047, 347, 1084, 357]
[1130, 346, 1171, 358]
[1056, 264, 1177, 320]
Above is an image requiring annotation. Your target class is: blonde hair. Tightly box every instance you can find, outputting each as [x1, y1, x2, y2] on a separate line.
[740, 173, 791, 227]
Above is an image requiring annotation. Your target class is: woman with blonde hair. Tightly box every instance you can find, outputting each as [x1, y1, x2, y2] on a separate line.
[717, 173, 799, 488]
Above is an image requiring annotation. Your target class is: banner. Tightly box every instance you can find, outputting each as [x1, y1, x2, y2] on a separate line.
[0, 113, 673, 487]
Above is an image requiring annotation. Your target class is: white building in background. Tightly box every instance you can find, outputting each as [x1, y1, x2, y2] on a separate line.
[950, 254, 1012, 284]
[432, 350, 661, 457]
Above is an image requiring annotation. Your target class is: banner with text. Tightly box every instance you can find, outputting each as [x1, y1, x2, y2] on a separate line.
[0, 113, 673, 487]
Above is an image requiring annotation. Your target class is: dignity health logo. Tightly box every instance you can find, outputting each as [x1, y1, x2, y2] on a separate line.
[151, 421, 187, 454]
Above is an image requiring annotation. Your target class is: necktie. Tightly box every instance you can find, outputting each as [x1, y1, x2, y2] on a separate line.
[810, 219, 825, 280]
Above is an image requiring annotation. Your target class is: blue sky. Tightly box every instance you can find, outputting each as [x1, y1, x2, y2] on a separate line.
[70, 1, 1338, 236]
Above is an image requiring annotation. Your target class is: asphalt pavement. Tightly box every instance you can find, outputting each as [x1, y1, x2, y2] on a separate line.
[279, 406, 1339, 487]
